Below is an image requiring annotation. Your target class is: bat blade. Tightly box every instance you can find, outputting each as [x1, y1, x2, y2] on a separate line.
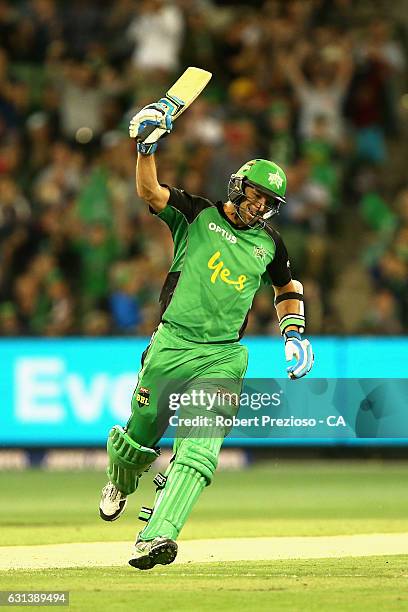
[137, 67, 212, 143]
[166, 66, 212, 119]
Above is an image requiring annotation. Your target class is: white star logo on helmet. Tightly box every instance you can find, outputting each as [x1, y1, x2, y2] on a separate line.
[268, 172, 283, 189]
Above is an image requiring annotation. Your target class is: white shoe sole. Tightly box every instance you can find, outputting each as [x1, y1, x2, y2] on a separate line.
[99, 497, 127, 522]
[128, 539, 178, 570]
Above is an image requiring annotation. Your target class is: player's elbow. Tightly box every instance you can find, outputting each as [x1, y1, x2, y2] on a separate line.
[274, 280, 293, 295]
[137, 185, 169, 212]
[274, 279, 303, 296]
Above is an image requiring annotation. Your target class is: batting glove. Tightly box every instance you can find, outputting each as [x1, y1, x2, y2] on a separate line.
[284, 330, 314, 379]
[129, 103, 172, 155]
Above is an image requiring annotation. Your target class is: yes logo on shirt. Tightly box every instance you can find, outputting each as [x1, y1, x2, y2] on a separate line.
[207, 251, 247, 292]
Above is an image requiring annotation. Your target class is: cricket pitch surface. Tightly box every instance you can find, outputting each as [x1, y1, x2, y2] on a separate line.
[1, 533, 408, 571]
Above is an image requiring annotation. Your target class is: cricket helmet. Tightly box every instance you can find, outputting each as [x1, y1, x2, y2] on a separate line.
[228, 159, 287, 225]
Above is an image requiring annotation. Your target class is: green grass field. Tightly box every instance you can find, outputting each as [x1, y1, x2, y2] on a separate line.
[1, 461, 408, 611]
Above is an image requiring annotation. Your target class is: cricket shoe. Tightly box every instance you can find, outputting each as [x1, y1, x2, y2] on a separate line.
[128, 537, 178, 570]
[99, 482, 127, 521]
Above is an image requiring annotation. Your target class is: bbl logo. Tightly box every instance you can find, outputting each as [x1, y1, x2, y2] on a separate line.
[136, 387, 150, 407]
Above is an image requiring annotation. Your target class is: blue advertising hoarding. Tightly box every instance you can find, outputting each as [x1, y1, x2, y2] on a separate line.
[0, 337, 407, 446]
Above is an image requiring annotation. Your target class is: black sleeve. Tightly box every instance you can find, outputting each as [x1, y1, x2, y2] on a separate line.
[265, 229, 292, 287]
[165, 187, 213, 223]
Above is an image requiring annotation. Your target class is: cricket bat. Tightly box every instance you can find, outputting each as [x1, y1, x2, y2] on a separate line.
[136, 66, 212, 143]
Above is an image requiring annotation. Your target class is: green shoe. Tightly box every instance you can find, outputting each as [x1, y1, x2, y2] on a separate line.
[128, 537, 178, 570]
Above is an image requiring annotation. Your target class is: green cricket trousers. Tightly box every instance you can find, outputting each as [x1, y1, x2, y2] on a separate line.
[106, 322, 248, 541]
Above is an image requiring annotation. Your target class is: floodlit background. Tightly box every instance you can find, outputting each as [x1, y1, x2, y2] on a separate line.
[0, 0, 407, 339]
[1, 2, 408, 607]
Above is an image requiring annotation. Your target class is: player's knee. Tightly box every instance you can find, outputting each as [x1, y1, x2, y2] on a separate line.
[107, 425, 160, 495]
[174, 438, 220, 485]
[107, 425, 159, 469]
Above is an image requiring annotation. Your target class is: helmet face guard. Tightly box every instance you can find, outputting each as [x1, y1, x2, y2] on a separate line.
[227, 159, 287, 228]
[227, 175, 284, 227]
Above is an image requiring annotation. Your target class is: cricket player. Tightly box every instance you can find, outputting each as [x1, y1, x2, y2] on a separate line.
[99, 103, 314, 570]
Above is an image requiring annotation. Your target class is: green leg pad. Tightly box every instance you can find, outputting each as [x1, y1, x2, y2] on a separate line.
[139, 435, 222, 541]
[107, 425, 159, 496]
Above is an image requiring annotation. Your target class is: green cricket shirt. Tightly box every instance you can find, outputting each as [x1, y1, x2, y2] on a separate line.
[153, 187, 291, 343]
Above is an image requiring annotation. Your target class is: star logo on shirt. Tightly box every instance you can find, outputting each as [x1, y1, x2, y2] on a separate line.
[253, 245, 267, 260]
[268, 172, 283, 189]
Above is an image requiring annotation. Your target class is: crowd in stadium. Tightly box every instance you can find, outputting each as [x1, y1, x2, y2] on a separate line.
[0, 0, 407, 336]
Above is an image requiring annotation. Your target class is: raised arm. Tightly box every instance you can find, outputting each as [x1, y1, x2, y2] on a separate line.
[334, 40, 354, 92]
[280, 43, 311, 93]
[136, 153, 169, 212]
[129, 103, 173, 212]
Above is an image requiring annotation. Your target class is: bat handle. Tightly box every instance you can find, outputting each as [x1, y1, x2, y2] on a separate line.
[136, 124, 157, 143]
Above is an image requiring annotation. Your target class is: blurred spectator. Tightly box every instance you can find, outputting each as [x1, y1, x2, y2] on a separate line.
[34, 141, 84, 208]
[246, 291, 279, 336]
[360, 288, 403, 335]
[206, 119, 258, 202]
[284, 38, 353, 145]
[61, 0, 105, 58]
[344, 18, 404, 164]
[0, 301, 20, 336]
[16, 0, 61, 64]
[105, 0, 138, 65]
[109, 261, 142, 332]
[24, 112, 53, 179]
[216, 12, 264, 84]
[264, 100, 296, 167]
[396, 188, 408, 231]
[74, 220, 120, 312]
[180, 100, 223, 147]
[13, 270, 41, 334]
[0, 175, 31, 235]
[180, 7, 217, 72]
[301, 115, 341, 210]
[0, 2, 18, 57]
[284, 159, 330, 232]
[127, 0, 184, 73]
[357, 18, 406, 76]
[82, 309, 112, 336]
[50, 59, 122, 142]
[44, 273, 75, 336]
